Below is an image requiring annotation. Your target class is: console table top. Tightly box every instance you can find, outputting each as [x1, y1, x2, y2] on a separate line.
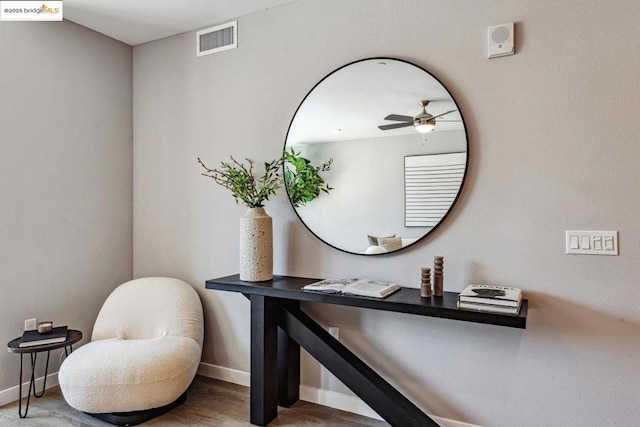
[206, 274, 527, 329]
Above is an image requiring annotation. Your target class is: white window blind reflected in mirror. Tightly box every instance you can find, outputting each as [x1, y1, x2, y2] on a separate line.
[404, 152, 466, 227]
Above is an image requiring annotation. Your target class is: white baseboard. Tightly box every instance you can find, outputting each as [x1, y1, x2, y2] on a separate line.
[298, 385, 481, 427]
[197, 361, 250, 387]
[0, 372, 59, 408]
[198, 362, 481, 427]
[299, 383, 383, 420]
[431, 416, 484, 427]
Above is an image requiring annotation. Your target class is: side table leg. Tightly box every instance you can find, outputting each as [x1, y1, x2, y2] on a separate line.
[64, 343, 75, 357]
[18, 350, 53, 417]
[33, 351, 50, 398]
[18, 353, 33, 418]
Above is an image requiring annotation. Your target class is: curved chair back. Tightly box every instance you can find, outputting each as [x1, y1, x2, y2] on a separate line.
[91, 277, 204, 348]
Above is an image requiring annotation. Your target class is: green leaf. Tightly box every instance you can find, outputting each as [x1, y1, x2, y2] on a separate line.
[282, 149, 333, 208]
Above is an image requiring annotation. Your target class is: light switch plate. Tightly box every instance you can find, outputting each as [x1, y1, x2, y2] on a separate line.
[565, 231, 618, 255]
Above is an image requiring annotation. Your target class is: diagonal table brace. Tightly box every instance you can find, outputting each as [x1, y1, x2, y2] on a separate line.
[279, 304, 439, 427]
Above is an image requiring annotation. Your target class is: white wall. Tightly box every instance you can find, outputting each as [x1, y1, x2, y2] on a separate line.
[133, 1, 640, 426]
[0, 21, 133, 393]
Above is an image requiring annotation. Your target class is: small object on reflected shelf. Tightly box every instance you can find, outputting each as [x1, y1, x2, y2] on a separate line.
[37, 321, 53, 334]
[420, 267, 432, 298]
[433, 256, 444, 296]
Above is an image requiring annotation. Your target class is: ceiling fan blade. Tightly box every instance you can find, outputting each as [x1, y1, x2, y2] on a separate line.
[378, 122, 413, 131]
[383, 114, 413, 122]
[431, 109, 458, 120]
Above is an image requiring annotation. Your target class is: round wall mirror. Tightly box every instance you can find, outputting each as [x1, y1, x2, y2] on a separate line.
[284, 58, 468, 255]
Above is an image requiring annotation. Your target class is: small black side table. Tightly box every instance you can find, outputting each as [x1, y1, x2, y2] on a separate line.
[7, 329, 82, 418]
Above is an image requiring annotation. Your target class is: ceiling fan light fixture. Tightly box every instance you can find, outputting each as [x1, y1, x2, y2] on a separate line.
[378, 99, 458, 133]
[414, 118, 436, 133]
[415, 123, 434, 133]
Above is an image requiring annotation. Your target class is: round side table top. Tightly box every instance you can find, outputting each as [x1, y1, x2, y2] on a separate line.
[7, 329, 83, 354]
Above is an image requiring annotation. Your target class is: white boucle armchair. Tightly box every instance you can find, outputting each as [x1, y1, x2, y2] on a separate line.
[59, 277, 204, 425]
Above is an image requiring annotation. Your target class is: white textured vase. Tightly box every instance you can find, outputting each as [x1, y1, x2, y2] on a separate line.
[239, 207, 273, 282]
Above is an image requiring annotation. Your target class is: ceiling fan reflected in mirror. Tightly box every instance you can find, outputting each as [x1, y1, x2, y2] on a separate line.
[378, 100, 458, 133]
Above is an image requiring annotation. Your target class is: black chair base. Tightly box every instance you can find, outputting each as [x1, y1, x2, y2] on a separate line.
[86, 391, 187, 426]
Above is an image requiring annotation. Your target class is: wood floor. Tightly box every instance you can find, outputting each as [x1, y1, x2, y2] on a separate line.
[0, 376, 388, 426]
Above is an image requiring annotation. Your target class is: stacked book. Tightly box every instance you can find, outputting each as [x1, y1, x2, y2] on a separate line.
[457, 284, 522, 315]
[19, 326, 68, 348]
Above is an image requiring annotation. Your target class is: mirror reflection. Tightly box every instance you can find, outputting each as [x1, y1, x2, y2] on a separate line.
[284, 58, 468, 255]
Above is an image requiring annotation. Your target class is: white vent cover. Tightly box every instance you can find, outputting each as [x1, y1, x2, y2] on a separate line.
[197, 21, 237, 57]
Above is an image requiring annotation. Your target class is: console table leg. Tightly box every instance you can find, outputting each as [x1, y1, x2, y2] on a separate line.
[277, 326, 300, 407]
[250, 295, 279, 426]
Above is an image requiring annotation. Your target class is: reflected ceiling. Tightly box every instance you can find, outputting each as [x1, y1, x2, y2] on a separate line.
[287, 59, 464, 145]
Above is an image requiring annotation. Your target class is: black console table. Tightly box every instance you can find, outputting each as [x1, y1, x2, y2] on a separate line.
[206, 275, 527, 426]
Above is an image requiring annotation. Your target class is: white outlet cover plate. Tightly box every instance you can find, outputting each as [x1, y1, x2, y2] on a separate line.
[565, 230, 618, 255]
[25, 318, 37, 331]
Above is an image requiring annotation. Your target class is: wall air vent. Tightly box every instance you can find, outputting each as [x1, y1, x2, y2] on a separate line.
[197, 21, 237, 57]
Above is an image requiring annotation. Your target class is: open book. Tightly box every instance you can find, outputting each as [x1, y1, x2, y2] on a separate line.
[302, 279, 401, 298]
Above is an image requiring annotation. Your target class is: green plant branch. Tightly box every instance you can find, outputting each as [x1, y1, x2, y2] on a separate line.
[198, 156, 283, 208]
[198, 149, 332, 209]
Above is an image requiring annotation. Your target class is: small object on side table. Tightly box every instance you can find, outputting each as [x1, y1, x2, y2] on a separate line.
[20, 326, 68, 348]
[420, 267, 432, 298]
[433, 256, 444, 296]
[7, 329, 82, 418]
[37, 321, 53, 334]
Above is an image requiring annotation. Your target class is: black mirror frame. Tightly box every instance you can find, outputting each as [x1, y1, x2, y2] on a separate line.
[283, 57, 469, 256]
